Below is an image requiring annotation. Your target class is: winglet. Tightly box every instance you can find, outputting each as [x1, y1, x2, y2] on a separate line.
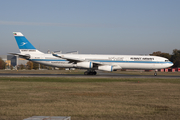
[52, 53, 61, 57]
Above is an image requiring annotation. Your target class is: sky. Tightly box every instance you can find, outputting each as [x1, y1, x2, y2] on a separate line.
[0, 0, 179, 55]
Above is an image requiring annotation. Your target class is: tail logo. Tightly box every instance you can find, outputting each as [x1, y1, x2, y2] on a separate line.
[20, 42, 28, 46]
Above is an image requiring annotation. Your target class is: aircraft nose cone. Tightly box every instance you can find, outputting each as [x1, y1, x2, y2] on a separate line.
[169, 62, 174, 67]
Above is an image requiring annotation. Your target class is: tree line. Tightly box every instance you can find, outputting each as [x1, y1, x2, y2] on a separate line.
[150, 49, 180, 68]
[0, 58, 6, 69]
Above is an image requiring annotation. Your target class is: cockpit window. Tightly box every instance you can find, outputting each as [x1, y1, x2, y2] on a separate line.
[165, 60, 169, 62]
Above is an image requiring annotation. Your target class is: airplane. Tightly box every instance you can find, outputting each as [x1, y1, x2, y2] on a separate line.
[9, 32, 173, 76]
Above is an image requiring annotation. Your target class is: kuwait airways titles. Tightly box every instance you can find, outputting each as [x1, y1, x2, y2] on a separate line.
[130, 57, 154, 61]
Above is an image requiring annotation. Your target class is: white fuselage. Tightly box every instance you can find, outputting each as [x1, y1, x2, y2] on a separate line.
[28, 53, 173, 70]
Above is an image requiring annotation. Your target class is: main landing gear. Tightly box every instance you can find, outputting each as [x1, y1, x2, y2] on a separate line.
[154, 69, 157, 76]
[84, 69, 97, 75]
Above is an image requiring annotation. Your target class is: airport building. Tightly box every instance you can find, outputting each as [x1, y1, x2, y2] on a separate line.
[0, 55, 28, 68]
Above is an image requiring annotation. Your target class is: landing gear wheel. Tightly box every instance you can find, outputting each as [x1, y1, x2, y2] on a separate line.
[84, 71, 88, 75]
[154, 69, 158, 76]
[93, 71, 97, 75]
[84, 70, 97, 75]
[154, 72, 157, 76]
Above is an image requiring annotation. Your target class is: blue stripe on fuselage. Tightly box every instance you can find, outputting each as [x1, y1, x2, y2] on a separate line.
[92, 60, 172, 64]
[30, 59, 172, 64]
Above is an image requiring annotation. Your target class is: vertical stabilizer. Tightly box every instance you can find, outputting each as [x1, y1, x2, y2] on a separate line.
[13, 32, 43, 54]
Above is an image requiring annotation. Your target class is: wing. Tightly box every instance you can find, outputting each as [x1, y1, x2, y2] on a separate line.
[52, 53, 122, 71]
[53, 53, 113, 65]
[52, 53, 85, 63]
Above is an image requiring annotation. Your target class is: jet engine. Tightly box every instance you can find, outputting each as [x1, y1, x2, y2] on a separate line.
[98, 65, 113, 71]
[98, 65, 122, 71]
[76, 62, 93, 68]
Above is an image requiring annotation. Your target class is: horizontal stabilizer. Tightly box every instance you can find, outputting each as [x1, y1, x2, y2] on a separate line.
[8, 53, 30, 59]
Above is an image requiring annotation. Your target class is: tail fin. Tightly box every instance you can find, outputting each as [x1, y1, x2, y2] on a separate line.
[13, 32, 43, 54]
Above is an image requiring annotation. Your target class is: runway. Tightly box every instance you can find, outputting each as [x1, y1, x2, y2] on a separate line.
[0, 72, 180, 78]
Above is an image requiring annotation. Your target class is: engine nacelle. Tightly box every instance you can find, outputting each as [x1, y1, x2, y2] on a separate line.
[76, 62, 93, 68]
[113, 65, 122, 70]
[98, 65, 122, 71]
[98, 65, 113, 71]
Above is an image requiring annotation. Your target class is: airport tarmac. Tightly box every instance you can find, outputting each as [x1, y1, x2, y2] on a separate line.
[0, 72, 180, 78]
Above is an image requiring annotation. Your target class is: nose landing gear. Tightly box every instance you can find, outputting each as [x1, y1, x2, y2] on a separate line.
[154, 69, 157, 76]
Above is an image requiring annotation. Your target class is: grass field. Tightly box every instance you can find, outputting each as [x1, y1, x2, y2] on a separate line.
[0, 77, 180, 120]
